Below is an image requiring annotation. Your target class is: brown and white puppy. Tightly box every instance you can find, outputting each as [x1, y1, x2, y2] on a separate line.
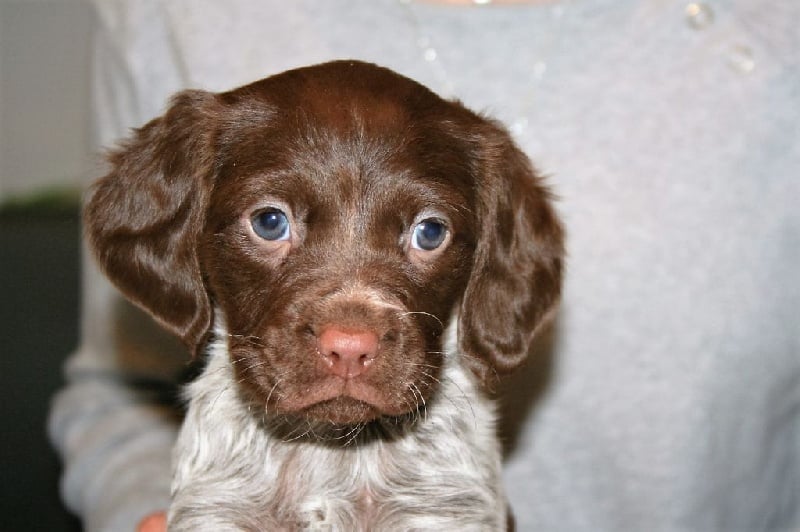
[85, 60, 563, 531]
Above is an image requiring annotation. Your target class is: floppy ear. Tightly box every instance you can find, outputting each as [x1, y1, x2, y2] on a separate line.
[84, 90, 219, 355]
[459, 123, 565, 389]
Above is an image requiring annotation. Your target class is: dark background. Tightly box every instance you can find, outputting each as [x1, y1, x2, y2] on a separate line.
[0, 203, 83, 531]
[1, 2, 91, 528]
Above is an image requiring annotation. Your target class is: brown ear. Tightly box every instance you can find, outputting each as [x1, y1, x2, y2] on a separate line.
[84, 90, 219, 355]
[459, 123, 565, 389]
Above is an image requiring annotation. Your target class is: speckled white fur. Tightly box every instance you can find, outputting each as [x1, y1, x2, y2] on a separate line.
[169, 314, 507, 531]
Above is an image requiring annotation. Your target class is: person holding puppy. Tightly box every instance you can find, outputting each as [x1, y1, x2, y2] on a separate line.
[51, 1, 800, 530]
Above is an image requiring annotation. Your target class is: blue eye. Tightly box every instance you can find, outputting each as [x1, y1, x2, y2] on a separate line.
[251, 209, 290, 241]
[411, 219, 447, 251]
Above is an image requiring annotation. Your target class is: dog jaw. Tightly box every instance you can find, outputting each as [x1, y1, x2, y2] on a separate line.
[170, 315, 508, 530]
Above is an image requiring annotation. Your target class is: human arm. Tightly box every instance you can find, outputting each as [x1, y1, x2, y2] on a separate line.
[48, 263, 188, 531]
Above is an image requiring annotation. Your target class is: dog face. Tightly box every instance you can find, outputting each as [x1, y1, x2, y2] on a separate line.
[202, 95, 477, 426]
[85, 61, 563, 429]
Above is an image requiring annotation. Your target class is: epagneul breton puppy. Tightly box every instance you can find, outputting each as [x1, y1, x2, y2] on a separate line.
[85, 61, 564, 531]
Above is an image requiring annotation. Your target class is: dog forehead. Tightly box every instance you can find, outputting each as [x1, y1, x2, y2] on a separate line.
[217, 60, 460, 146]
[233, 61, 440, 112]
[206, 62, 483, 234]
[214, 69, 474, 202]
[214, 132, 471, 223]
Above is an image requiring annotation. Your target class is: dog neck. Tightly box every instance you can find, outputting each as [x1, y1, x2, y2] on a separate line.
[170, 312, 507, 530]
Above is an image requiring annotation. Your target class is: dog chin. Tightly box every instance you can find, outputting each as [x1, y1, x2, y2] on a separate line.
[302, 396, 383, 426]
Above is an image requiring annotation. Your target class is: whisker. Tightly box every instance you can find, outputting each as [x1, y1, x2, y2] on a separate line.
[398, 311, 445, 331]
[241, 359, 269, 373]
[441, 376, 478, 430]
[407, 361, 441, 371]
[201, 364, 237, 379]
[341, 423, 366, 447]
[281, 420, 312, 442]
[398, 392, 420, 427]
[208, 384, 232, 412]
[454, 351, 500, 382]
[409, 365, 442, 387]
[264, 379, 282, 417]
[407, 382, 428, 424]
[225, 333, 266, 347]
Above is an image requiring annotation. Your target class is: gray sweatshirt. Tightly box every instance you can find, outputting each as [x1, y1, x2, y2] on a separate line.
[50, 1, 800, 530]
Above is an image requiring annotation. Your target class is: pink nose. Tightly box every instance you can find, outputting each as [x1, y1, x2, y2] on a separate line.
[318, 327, 379, 379]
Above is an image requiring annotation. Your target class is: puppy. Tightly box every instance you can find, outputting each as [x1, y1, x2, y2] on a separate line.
[85, 60, 564, 531]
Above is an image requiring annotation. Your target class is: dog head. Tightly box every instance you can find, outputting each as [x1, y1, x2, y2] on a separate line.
[85, 61, 563, 428]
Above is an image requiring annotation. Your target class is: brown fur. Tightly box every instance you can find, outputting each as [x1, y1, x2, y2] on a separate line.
[84, 60, 564, 527]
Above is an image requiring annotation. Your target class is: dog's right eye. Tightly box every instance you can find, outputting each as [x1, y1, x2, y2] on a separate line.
[411, 219, 448, 251]
[251, 209, 291, 241]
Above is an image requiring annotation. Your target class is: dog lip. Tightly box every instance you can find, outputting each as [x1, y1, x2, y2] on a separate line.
[302, 397, 381, 425]
[275, 378, 408, 417]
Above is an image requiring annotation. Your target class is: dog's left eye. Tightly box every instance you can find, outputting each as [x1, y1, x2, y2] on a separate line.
[251, 209, 291, 241]
[411, 219, 448, 251]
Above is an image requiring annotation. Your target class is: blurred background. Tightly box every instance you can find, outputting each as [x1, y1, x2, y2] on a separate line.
[1, 0, 91, 529]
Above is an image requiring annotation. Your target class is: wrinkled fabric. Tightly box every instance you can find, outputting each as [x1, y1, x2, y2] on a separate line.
[50, 1, 799, 530]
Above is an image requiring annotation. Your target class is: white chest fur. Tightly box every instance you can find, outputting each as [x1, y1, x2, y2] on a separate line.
[169, 320, 507, 531]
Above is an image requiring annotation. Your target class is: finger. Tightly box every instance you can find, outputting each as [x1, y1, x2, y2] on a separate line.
[137, 512, 167, 532]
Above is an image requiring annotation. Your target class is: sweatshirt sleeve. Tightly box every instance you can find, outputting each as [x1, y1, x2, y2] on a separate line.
[48, 4, 195, 529]
[49, 375, 178, 532]
[48, 257, 191, 532]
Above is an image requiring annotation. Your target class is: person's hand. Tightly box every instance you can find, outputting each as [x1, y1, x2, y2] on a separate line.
[137, 512, 167, 532]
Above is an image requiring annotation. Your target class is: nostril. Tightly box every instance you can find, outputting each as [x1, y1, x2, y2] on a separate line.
[318, 326, 380, 378]
[328, 350, 371, 366]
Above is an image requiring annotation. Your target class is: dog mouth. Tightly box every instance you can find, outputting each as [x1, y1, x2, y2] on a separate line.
[232, 298, 441, 428]
[268, 395, 422, 444]
[275, 378, 416, 425]
[301, 396, 381, 425]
